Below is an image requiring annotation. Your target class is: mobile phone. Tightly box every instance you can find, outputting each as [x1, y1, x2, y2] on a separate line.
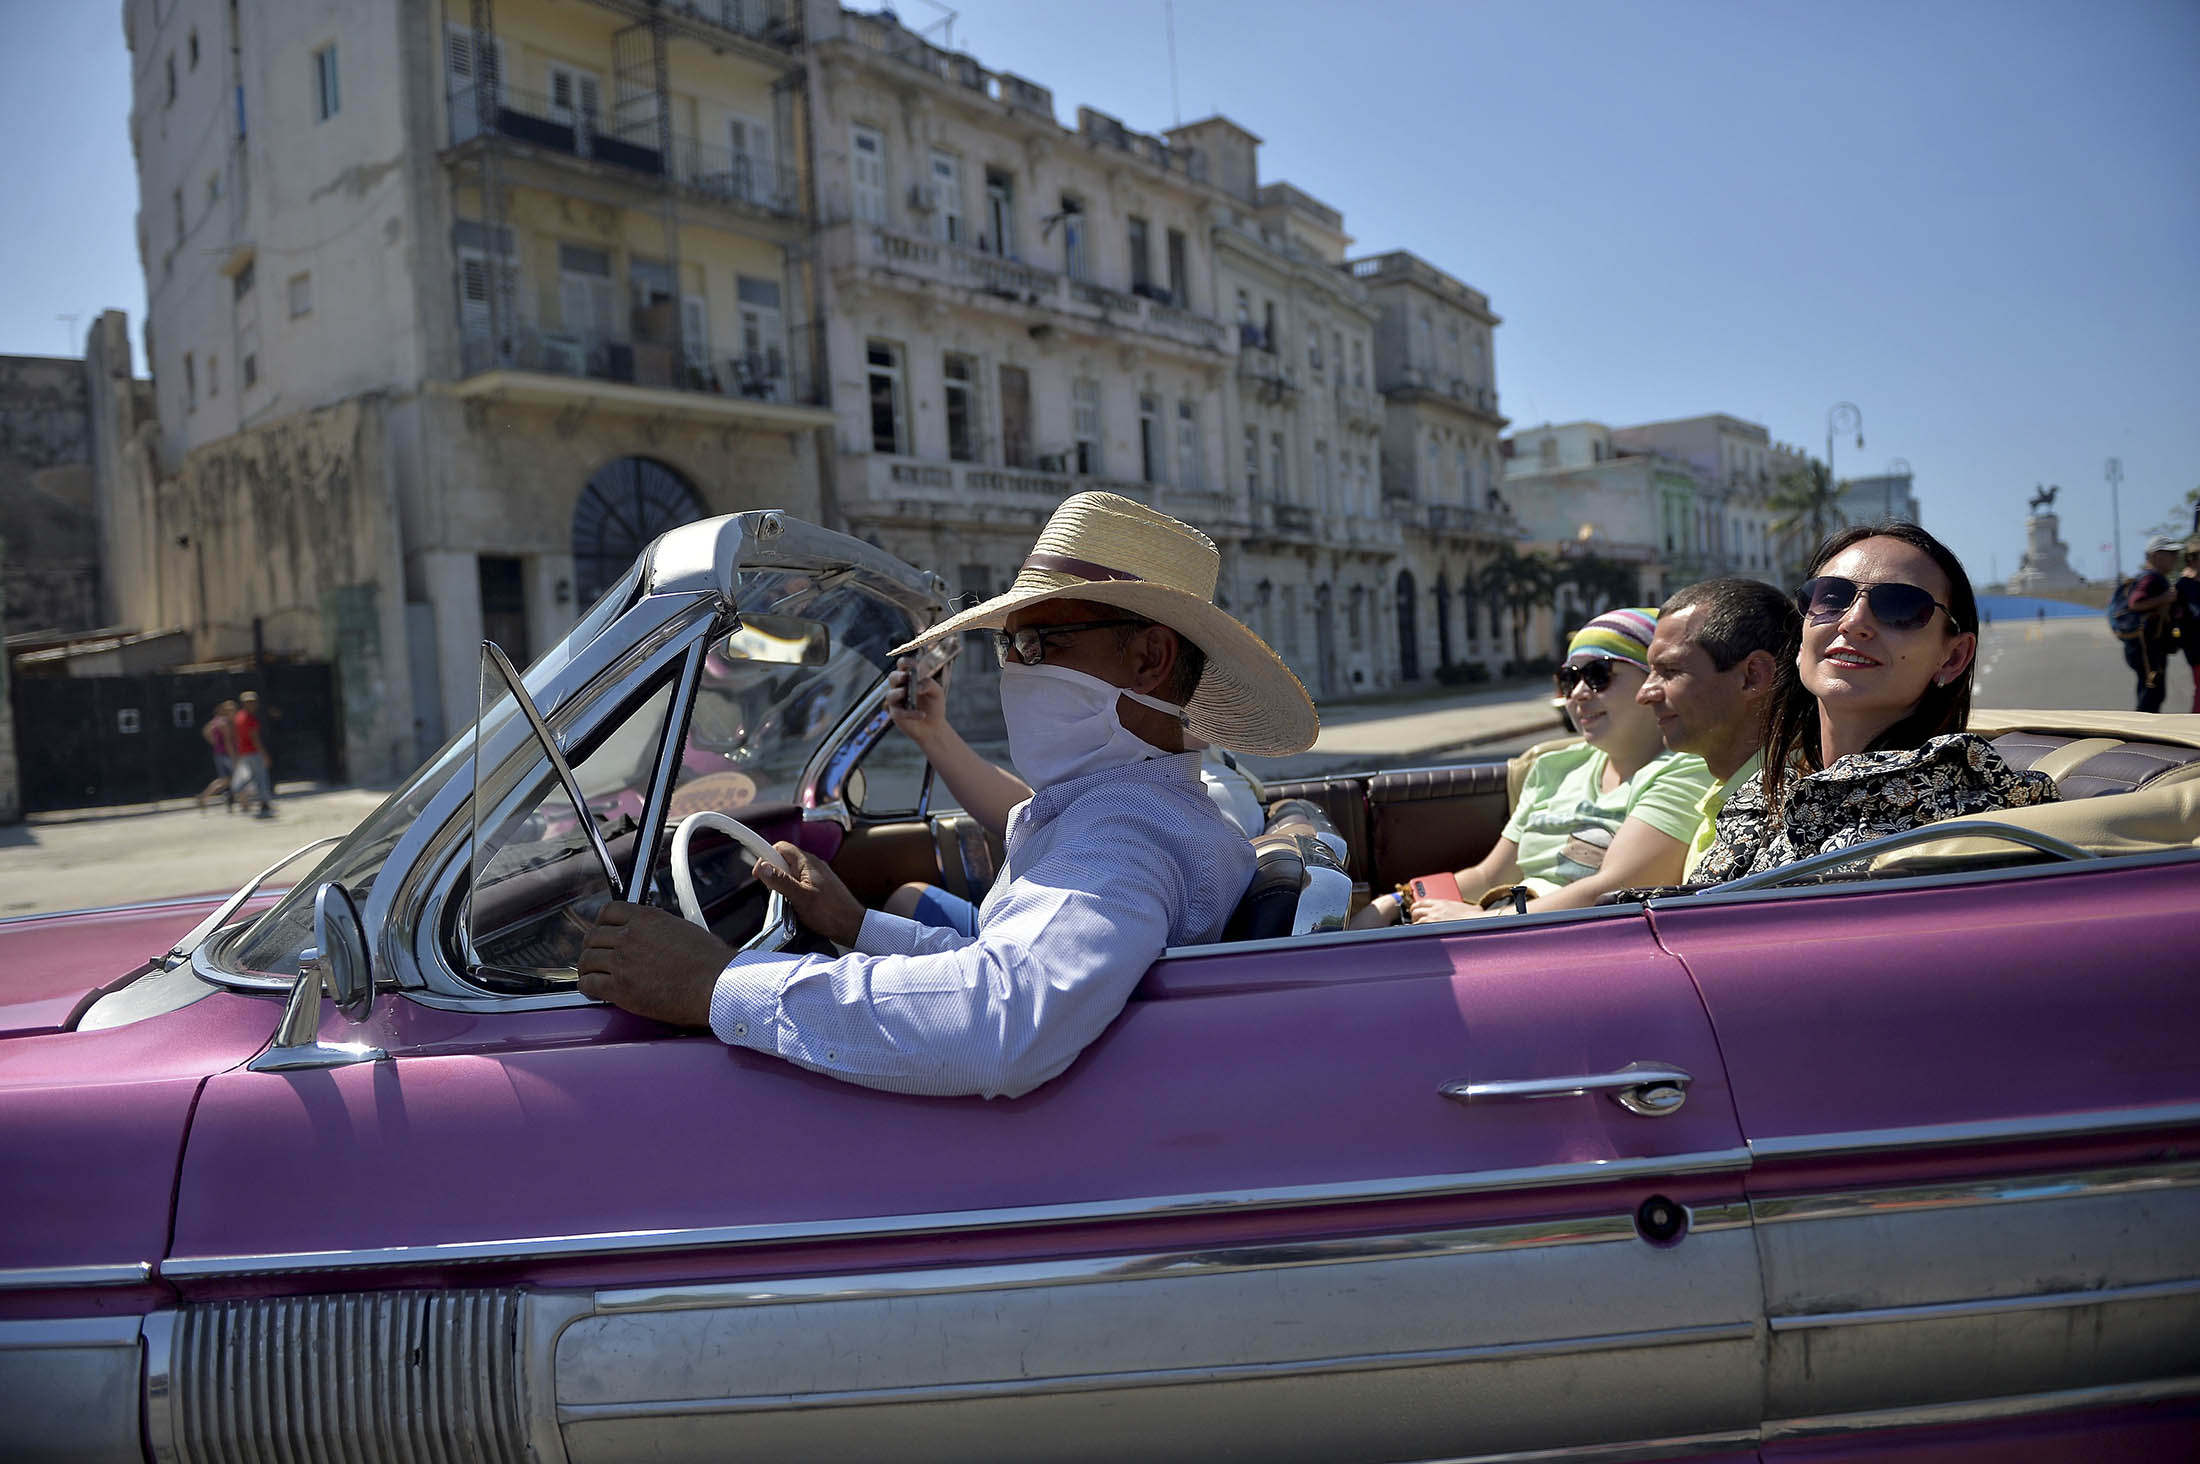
[898, 638, 960, 709]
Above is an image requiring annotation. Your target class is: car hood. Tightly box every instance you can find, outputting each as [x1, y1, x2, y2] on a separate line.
[0, 896, 240, 1037]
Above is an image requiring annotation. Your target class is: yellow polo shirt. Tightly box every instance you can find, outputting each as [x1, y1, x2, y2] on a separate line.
[1684, 750, 1765, 881]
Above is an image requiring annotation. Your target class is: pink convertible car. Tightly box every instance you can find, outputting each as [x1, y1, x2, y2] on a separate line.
[4, 512, 2197, 1462]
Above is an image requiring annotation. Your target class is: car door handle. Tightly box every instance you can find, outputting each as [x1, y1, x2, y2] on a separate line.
[1441, 1061, 1693, 1117]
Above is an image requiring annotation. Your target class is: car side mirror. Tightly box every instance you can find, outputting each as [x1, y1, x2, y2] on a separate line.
[247, 881, 389, 1073]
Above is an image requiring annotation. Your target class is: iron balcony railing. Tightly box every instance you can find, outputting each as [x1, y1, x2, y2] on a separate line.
[459, 319, 825, 407]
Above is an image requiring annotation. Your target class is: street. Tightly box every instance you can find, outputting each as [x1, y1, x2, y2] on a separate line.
[0, 614, 2167, 920]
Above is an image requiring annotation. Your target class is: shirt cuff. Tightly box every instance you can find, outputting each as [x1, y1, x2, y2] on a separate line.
[709, 953, 791, 1049]
[855, 908, 928, 956]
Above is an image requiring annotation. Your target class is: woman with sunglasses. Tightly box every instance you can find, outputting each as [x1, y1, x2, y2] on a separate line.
[1693, 521, 2056, 882]
[1351, 607, 1715, 927]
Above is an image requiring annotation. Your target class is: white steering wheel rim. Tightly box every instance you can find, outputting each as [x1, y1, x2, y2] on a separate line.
[670, 811, 795, 950]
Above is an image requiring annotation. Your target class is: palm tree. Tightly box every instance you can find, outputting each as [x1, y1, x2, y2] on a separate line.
[1560, 552, 1641, 620]
[1770, 458, 1848, 567]
[1477, 546, 1558, 668]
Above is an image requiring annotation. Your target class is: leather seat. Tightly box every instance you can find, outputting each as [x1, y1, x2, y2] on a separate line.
[1987, 730, 2200, 799]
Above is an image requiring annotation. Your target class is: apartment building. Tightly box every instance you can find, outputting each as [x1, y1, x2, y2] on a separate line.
[123, 0, 829, 776]
[1502, 421, 1699, 600]
[1352, 250, 1516, 678]
[1608, 414, 1805, 585]
[1171, 118, 1392, 698]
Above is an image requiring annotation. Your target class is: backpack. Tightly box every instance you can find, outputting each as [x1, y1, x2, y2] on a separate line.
[2107, 577, 2156, 640]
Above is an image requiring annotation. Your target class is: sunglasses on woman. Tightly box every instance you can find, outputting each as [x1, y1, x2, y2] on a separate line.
[1796, 576, 1959, 634]
[991, 618, 1151, 667]
[1553, 660, 1621, 695]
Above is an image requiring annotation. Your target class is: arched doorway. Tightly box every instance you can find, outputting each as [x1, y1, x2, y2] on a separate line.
[1395, 569, 1419, 682]
[572, 457, 707, 607]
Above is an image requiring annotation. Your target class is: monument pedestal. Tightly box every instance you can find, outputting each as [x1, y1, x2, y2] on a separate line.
[2007, 511, 2085, 592]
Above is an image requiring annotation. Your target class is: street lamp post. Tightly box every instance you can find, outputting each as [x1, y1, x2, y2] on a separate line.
[1826, 403, 1863, 523]
[2104, 457, 2123, 578]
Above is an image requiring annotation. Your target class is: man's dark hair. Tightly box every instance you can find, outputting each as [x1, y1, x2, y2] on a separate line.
[1659, 577, 1801, 672]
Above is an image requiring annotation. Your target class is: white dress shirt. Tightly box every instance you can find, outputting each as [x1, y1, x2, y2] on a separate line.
[709, 750, 1255, 1099]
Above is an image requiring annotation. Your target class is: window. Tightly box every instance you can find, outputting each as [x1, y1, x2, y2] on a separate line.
[735, 274, 785, 398]
[681, 294, 710, 373]
[1314, 440, 1330, 510]
[866, 339, 905, 454]
[1060, 196, 1086, 280]
[1425, 440, 1441, 497]
[445, 24, 506, 135]
[984, 168, 1015, 256]
[851, 124, 887, 223]
[1176, 401, 1202, 492]
[1072, 378, 1101, 474]
[930, 151, 964, 245]
[1308, 325, 1323, 374]
[165, 52, 176, 106]
[1243, 425, 1261, 499]
[1352, 339, 1365, 387]
[1333, 331, 1345, 382]
[288, 271, 313, 317]
[1127, 215, 1151, 291]
[1457, 447, 1471, 502]
[188, 29, 199, 68]
[1270, 431, 1287, 503]
[1262, 299, 1277, 350]
[183, 352, 197, 410]
[1446, 322, 1462, 377]
[547, 64, 601, 131]
[1166, 228, 1188, 306]
[1235, 288, 1251, 326]
[172, 188, 185, 244]
[998, 364, 1031, 466]
[944, 353, 979, 462]
[557, 244, 613, 339]
[313, 44, 340, 122]
[242, 352, 258, 388]
[1138, 392, 1163, 483]
[206, 171, 220, 206]
[1417, 311, 1434, 368]
[208, 354, 219, 398]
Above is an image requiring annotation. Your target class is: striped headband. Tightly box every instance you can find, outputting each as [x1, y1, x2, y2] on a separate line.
[1564, 606, 1659, 669]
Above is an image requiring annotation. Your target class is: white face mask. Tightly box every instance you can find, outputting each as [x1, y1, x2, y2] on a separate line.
[998, 661, 1185, 790]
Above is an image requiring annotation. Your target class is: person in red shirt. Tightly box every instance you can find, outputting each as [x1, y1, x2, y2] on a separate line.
[232, 690, 277, 818]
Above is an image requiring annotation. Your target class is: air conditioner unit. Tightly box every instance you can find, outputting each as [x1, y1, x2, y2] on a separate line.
[540, 332, 587, 376]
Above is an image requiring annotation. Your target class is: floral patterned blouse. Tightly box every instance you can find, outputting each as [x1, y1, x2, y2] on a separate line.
[1692, 732, 2058, 883]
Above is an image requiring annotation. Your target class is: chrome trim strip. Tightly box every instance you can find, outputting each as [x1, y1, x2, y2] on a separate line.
[1753, 1158, 2200, 1225]
[1768, 1275, 2200, 1333]
[1414, 1431, 1759, 1464]
[1763, 1373, 2200, 1440]
[554, 1321, 1760, 1420]
[0, 888, 291, 926]
[624, 637, 709, 903]
[593, 1204, 1755, 1315]
[0, 1261, 152, 1291]
[1161, 897, 1648, 961]
[160, 1146, 1752, 1278]
[1748, 1102, 2200, 1161]
[0, 1316, 142, 1349]
[1652, 841, 2200, 913]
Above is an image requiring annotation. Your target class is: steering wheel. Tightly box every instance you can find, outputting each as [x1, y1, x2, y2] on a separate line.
[669, 811, 797, 953]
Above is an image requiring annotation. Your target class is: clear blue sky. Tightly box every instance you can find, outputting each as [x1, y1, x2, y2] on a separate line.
[5, 0, 2196, 583]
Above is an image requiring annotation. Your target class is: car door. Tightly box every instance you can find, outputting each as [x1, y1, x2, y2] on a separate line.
[1648, 852, 2200, 1454]
[161, 905, 1762, 1464]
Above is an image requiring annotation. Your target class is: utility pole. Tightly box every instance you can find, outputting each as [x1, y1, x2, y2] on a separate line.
[1825, 402, 1862, 539]
[2104, 456, 2123, 576]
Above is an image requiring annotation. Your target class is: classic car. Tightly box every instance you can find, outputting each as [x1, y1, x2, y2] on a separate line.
[3, 510, 2197, 1464]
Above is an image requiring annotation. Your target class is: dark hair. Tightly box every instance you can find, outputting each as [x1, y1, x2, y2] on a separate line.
[1659, 577, 1801, 672]
[1760, 520, 1978, 809]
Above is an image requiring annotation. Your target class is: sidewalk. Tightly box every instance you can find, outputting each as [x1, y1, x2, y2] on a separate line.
[0, 688, 1562, 918]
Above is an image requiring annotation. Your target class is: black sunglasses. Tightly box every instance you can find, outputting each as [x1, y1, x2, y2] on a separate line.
[1796, 576, 1959, 634]
[991, 618, 1151, 667]
[1554, 660, 1622, 695]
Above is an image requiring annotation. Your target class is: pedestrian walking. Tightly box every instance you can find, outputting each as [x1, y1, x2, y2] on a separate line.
[233, 690, 278, 818]
[196, 700, 239, 812]
[2176, 539, 2200, 715]
[2115, 537, 2180, 714]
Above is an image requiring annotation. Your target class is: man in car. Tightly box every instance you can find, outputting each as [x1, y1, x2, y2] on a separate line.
[578, 493, 1318, 1098]
[1635, 577, 1801, 880]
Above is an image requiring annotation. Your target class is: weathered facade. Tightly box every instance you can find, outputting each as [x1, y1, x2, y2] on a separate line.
[125, 0, 828, 777]
[0, 354, 105, 639]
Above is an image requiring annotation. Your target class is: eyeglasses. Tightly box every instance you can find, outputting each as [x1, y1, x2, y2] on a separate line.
[991, 618, 1151, 667]
[1554, 660, 1621, 696]
[1796, 576, 1959, 633]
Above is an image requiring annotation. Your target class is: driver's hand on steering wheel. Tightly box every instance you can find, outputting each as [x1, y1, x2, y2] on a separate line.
[754, 842, 866, 947]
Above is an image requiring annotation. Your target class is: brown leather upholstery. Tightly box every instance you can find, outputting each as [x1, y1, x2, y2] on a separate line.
[1365, 765, 1511, 891]
[1987, 731, 2200, 799]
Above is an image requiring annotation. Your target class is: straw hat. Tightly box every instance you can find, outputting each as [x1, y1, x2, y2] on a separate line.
[893, 492, 1319, 756]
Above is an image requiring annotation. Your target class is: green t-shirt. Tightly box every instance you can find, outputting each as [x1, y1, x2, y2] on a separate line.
[1501, 743, 1716, 895]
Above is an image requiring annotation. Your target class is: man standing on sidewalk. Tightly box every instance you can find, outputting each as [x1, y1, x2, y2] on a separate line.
[1636, 578, 1800, 880]
[2120, 538, 2180, 715]
[233, 690, 277, 818]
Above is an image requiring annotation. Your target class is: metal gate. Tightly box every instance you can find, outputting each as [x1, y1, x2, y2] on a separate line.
[10, 663, 342, 814]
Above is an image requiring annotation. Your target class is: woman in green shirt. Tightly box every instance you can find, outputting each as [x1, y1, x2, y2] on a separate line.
[1352, 607, 1714, 927]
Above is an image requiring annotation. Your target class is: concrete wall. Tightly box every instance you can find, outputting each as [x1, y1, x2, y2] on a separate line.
[145, 393, 415, 783]
[0, 356, 103, 637]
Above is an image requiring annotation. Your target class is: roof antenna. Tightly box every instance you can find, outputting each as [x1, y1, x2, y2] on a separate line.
[1166, 0, 1182, 125]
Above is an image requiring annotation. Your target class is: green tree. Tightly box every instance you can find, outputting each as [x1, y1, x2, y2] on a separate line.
[1560, 552, 1642, 620]
[1477, 545, 1558, 668]
[1770, 457, 1848, 564]
[2143, 484, 2200, 545]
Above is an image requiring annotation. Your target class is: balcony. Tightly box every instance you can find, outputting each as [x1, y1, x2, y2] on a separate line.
[1236, 351, 1299, 402]
[1424, 503, 1513, 540]
[1382, 364, 1505, 424]
[844, 453, 1155, 522]
[1334, 381, 1382, 426]
[446, 82, 799, 222]
[833, 224, 1231, 355]
[450, 319, 832, 431]
[829, 10, 1056, 121]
